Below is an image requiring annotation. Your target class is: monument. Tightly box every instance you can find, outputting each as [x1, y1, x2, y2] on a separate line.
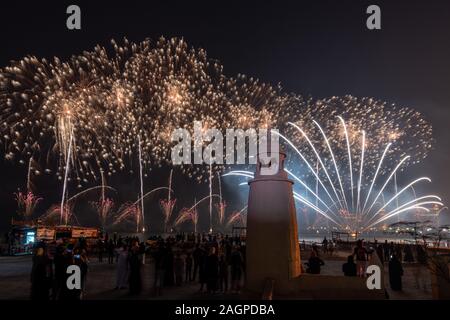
[245, 132, 301, 295]
[245, 130, 386, 299]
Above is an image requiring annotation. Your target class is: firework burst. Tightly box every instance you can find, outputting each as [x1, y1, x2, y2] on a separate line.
[175, 207, 199, 233]
[112, 202, 141, 233]
[41, 203, 77, 225]
[0, 37, 303, 186]
[226, 206, 247, 228]
[225, 116, 441, 233]
[90, 197, 115, 229]
[286, 95, 433, 180]
[15, 191, 42, 218]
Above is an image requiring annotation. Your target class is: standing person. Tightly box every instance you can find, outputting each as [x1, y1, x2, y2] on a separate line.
[322, 237, 329, 255]
[342, 255, 357, 276]
[107, 239, 115, 264]
[353, 240, 368, 277]
[74, 248, 89, 299]
[153, 242, 166, 296]
[389, 254, 404, 291]
[395, 244, 403, 262]
[128, 245, 142, 295]
[306, 250, 324, 274]
[225, 239, 232, 263]
[376, 244, 384, 264]
[164, 245, 175, 286]
[30, 247, 51, 300]
[97, 238, 104, 263]
[192, 244, 202, 281]
[174, 252, 184, 286]
[53, 244, 65, 300]
[403, 244, 414, 262]
[328, 241, 335, 256]
[230, 246, 243, 293]
[413, 245, 428, 290]
[59, 245, 80, 300]
[139, 241, 146, 265]
[205, 247, 219, 294]
[115, 245, 128, 289]
[312, 243, 319, 257]
[185, 252, 193, 282]
[198, 248, 207, 293]
[218, 254, 228, 293]
[383, 240, 390, 262]
[389, 242, 395, 259]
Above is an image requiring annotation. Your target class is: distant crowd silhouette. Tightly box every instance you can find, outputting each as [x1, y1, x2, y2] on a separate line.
[29, 232, 246, 300]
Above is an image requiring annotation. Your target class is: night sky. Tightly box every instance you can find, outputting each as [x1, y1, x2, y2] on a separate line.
[1, 0, 450, 232]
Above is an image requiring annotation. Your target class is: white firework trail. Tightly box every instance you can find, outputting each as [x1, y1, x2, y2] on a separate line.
[224, 117, 444, 232]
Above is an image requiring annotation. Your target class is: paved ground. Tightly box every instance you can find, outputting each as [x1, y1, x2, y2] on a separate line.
[0, 250, 432, 300]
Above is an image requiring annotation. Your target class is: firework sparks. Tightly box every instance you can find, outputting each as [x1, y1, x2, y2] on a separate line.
[159, 169, 176, 232]
[175, 207, 199, 233]
[113, 202, 141, 233]
[286, 95, 433, 180]
[225, 116, 442, 233]
[226, 206, 247, 228]
[0, 38, 302, 185]
[215, 201, 227, 226]
[41, 203, 77, 226]
[90, 197, 115, 229]
[15, 192, 42, 218]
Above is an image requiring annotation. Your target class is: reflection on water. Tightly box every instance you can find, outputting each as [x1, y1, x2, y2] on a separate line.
[299, 231, 446, 245]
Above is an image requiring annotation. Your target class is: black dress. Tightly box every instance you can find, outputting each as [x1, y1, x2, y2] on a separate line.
[30, 255, 51, 300]
[205, 254, 219, 292]
[389, 258, 404, 291]
[128, 252, 142, 294]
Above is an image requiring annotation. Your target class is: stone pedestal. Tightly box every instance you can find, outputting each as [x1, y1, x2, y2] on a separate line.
[245, 148, 301, 294]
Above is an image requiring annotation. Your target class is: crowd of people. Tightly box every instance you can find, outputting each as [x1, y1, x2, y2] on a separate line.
[29, 232, 246, 300]
[29, 231, 435, 299]
[30, 240, 90, 300]
[304, 237, 430, 292]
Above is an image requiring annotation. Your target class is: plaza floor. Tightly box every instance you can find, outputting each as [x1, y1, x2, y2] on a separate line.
[0, 251, 433, 300]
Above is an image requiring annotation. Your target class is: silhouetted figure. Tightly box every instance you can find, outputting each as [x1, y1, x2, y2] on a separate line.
[153, 242, 166, 296]
[30, 247, 51, 300]
[174, 252, 184, 286]
[115, 245, 128, 289]
[185, 252, 193, 282]
[192, 244, 202, 281]
[312, 244, 319, 257]
[164, 245, 175, 286]
[230, 246, 243, 292]
[74, 248, 89, 298]
[59, 245, 80, 300]
[218, 254, 228, 292]
[395, 244, 403, 262]
[198, 249, 207, 292]
[306, 250, 324, 274]
[205, 247, 219, 294]
[322, 237, 329, 254]
[53, 244, 65, 300]
[128, 246, 142, 295]
[403, 244, 414, 262]
[353, 240, 368, 277]
[414, 245, 428, 290]
[107, 239, 115, 264]
[389, 255, 404, 291]
[342, 255, 357, 276]
[389, 241, 395, 258]
[376, 244, 384, 264]
[97, 239, 104, 262]
[383, 240, 390, 262]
